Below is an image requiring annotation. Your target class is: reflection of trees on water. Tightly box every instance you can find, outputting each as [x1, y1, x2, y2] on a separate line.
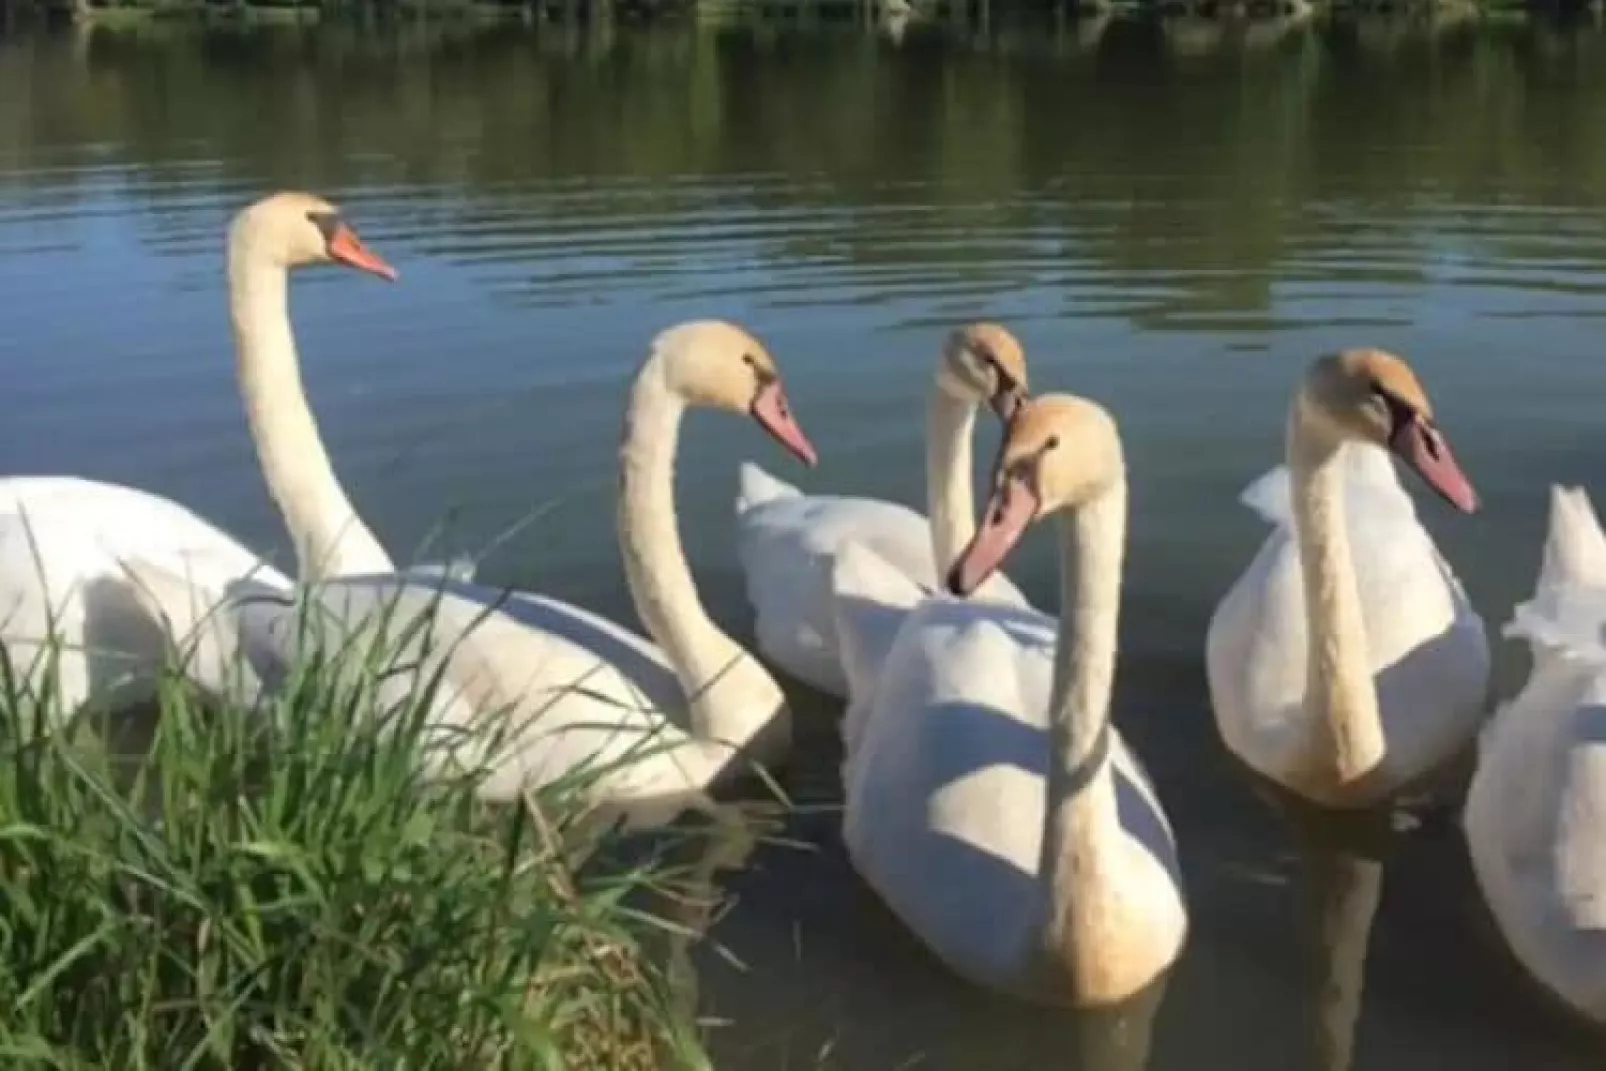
[1, 16, 1605, 327]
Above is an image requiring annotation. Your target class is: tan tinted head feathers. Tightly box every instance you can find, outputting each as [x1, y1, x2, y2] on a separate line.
[653, 320, 775, 409]
[229, 191, 396, 280]
[1299, 348, 1479, 514]
[940, 322, 1030, 418]
[995, 394, 1123, 516]
[947, 392, 1123, 596]
[1300, 348, 1436, 445]
[650, 319, 817, 467]
[1348, 349, 1432, 418]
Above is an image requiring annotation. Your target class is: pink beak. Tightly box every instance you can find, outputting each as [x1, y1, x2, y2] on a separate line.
[751, 380, 818, 468]
[1389, 414, 1479, 514]
[990, 387, 1026, 423]
[947, 474, 1039, 597]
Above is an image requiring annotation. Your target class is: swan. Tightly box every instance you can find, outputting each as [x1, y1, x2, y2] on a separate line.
[226, 320, 818, 816]
[1504, 484, 1606, 677]
[0, 191, 405, 716]
[735, 322, 1034, 698]
[832, 393, 1186, 1006]
[1464, 485, 1606, 1025]
[1205, 349, 1490, 809]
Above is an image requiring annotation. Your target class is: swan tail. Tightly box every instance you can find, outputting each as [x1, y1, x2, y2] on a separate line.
[829, 541, 923, 714]
[1535, 485, 1606, 594]
[1505, 582, 1606, 668]
[735, 461, 801, 516]
[1238, 464, 1294, 527]
[1503, 486, 1606, 672]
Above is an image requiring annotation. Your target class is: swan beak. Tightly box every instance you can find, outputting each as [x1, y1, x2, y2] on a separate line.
[328, 224, 399, 282]
[990, 386, 1026, 422]
[1389, 414, 1479, 514]
[751, 381, 819, 468]
[947, 474, 1038, 597]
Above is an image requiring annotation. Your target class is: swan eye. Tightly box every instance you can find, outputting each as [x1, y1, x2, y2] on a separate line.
[743, 352, 776, 390]
[305, 210, 340, 241]
[1367, 380, 1419, 433]
[1045, 435, 1060, 451]
[988, 359, 1016, 393]
[973, 347, 1016, 395]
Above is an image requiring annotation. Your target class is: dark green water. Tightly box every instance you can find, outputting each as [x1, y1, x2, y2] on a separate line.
[4, 11, 1606, 1067]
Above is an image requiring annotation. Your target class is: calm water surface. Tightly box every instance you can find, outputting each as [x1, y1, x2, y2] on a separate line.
[4, 12, 1606, 1067]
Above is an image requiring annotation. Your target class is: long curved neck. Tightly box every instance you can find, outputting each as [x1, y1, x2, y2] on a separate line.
[229, 244, 393, 581]
[1039, 474, 1128, 935]
[925, 388, 979, 576]
[617, 360, 777, 740]
[1287, 407, 1386, 788]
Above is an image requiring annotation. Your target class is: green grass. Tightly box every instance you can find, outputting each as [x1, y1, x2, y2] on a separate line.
[0, 582, 724, 1070]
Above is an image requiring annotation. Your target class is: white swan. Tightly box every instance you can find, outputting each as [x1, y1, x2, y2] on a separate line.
[832, 393, 1186, 1006]
[1206, 349, 1490, 809]
[735, 323, 1033, 698]
[0, 191, 404, 715]
[1504, 484, 1606, 677]
[1464, 485, 1606, 1025]
[235, 320, 818, 815]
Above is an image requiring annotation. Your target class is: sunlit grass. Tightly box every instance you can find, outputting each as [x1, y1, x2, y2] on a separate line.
[0, 583, 722, 1070]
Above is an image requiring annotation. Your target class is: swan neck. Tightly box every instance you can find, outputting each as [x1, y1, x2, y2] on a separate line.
[1288, 406, 1386, 787]
[926, 388, 980, 575]
[618, 362, 763, 738]
[229, 248, 391, 580]
[1040, 473, 1127, 910]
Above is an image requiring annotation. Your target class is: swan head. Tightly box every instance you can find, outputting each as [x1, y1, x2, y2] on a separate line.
[229, 191, 398, 281]
[937, 322, 1029, 420]
[652, 319, 818, 467]
[1298, 348, 1478, 513]
[946, 393, 1121, 596]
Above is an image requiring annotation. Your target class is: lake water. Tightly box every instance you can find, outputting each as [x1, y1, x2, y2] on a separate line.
[4, 9, 1606, 1067]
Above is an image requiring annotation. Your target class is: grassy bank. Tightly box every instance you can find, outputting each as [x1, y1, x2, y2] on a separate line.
[0, 594, 719, 1069]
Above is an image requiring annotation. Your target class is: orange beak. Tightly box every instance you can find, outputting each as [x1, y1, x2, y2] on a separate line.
[327, 223, 398, 282]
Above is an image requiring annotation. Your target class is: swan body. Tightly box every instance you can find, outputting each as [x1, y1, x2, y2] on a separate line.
[230, 321, 818, 814]
[835, 394, 1186, 1006]
[736, 324, 1034, 697]
[0, 477, 291, 712]
[0, 192, 402, 716]
[1206, 349, 1489, 808]
[217, 575, 758, 809]
[1464, 485, 1606, 1024]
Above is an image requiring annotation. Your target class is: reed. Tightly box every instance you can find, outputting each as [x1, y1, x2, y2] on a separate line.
[0, 578, 718, 1070]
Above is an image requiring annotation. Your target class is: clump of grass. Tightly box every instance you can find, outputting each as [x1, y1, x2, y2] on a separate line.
[0, 585, 717, 1070]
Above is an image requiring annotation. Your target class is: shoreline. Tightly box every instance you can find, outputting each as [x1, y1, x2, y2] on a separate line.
[0, 0, 1579, 30]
